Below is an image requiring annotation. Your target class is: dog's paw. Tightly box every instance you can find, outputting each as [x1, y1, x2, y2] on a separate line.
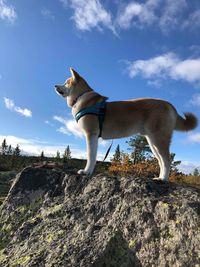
[77, 169, 92, 176]
[77, 169, 86, 175]
[153, 177, 168, 183]
[153, 177, 162, 180]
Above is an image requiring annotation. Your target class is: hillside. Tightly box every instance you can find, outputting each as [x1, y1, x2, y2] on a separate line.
[0, 165, 200, 267]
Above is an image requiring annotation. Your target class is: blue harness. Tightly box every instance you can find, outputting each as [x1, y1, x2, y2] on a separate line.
[75, 101, 107, 137]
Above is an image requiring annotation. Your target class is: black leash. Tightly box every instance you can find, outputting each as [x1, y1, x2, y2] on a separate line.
[103, 140, 113, 162]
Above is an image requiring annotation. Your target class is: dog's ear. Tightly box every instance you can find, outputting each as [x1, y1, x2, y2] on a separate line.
[70, 68, 81, 82]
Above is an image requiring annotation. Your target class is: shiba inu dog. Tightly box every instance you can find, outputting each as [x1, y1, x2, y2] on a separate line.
[55, 68, 198, 181]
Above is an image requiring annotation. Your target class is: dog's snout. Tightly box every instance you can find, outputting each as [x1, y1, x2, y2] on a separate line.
[55, 85, 65, 96]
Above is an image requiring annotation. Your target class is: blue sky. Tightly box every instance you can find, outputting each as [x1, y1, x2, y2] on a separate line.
[0, 0, 200, 173]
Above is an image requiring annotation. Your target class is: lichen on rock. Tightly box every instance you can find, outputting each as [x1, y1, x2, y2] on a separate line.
[0, 166, 200, 267]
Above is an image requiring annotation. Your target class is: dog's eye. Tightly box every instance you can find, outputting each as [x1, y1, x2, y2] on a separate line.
[65, 80, 70, 86]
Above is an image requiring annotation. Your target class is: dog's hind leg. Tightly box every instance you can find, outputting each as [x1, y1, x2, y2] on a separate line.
[146, 136, 163, 176]
[77, 133, 99, 176]
[146, 134, 171, 182]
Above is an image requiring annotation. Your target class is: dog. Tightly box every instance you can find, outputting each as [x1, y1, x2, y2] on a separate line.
[55, 68, 198, 181]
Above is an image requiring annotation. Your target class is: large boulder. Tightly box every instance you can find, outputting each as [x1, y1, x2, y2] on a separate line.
[0, 166, 199, 267]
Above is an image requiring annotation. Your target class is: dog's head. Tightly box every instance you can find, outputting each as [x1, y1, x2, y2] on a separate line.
[55, 68, 91, 107]
[55, 68, 82, 98]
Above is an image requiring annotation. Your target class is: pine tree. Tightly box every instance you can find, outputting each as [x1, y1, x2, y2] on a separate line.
[7, 145, 12, 156]
[193, 168, 200, 176]
[40, 151, 45, 161]
[126, 135, 151, 164]
[56, 151, 60, 162]
[66, 145, 71, 159]
[112, 144, 121, 162]
[13, 144, 21, 157]
[170, 153, 181, 172]
[63, 146, 71, 163]
[11, 144, 21, 169]
[0, 139, 8, 155]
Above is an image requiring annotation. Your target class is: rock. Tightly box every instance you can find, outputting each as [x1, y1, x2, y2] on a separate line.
[0, 166, 200, 267]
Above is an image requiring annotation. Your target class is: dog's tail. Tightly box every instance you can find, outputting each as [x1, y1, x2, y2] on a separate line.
[175, 112, 198, 132]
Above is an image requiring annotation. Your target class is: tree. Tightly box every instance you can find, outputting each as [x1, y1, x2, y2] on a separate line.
[63, 146, 71, 163]
[13, 144, 21, 157]
[40, 151, 45, 161]
[66, 145, 71, 159]
[193, 168, 200, 177]
[0, 139, 8, 155]
[126, 135, 151, 164]
[11, 144, 21, 169]
[170, 153, 181, 172]
[7, 145, 12, 156]
[56, 151, 61, 162]
[112, 144, 121, 162]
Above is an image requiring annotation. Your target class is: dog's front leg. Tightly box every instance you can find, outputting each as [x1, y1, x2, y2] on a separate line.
[77, 133, 98, 176]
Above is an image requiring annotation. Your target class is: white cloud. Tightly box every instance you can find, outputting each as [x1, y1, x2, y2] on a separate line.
[0, 135, 74, 157]
[127, 52, 200, 85]
[147, 79, 162, 88]
[159, 0, 187, 33]
[116, 0, 187, 32]
[41, 7, 55, 20]
[117, 2, 143, 29]
[128, 52, 178, 78]
[182, 9, 200, 31]
[59, 0, 200, 35]
[178, 161, 200, 175]
[4, 97, 32, 117]
[0, 0, 17, 23]
[188, 133, 200, 143]
[53, 115, 83, 138]
[53, 115, 111, 149]
[60, 0, 115, 33]
[0, 135, 107, 160]
[117, 0, 159, 29]
[190, 94, 200, 107]
[171, 59, 200, 83]
[98, 138, 110, 147]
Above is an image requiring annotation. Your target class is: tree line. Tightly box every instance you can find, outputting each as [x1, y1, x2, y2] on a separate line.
[1, 136, 199, 187]
[0, 139, 71, 171]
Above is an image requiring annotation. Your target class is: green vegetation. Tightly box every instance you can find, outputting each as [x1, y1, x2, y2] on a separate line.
[1, 135, 199, 207]
[0, 138, 110, 205]
[63, 145, 71, 163]
[0, 138, 74, 171]
[126, 135, 152, 164]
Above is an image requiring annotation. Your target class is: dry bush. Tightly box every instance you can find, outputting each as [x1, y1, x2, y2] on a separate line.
[109, 153, 200, 187]
[109, 154, 159, 178]
[181, 175, 200, 187]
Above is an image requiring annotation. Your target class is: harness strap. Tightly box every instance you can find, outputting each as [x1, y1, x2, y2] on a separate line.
[75, 101, 107, 137]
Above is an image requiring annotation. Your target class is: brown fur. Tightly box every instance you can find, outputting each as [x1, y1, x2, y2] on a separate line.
[175, 113, 198, 131]
[55, 68, 198, 180]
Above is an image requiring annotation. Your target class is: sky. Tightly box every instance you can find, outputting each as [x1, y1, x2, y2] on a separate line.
[0, 0, 200, 174]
